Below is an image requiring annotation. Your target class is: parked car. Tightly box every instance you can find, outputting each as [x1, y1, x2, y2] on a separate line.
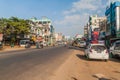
[25, 42, 31, 48]
[72, 40, 80, 47]
[110, 40, 120, 58]
[42, 41, 48, 47]
[85, 43, 109, 61]
[19, 40, 30, 47]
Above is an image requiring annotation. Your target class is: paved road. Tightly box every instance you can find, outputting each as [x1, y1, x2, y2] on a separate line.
[0, 46, 72, 80]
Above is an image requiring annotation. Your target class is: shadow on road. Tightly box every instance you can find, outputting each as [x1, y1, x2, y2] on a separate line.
[71, 77, 78, 80]
[76, 54, 109, 62]
[76, 54, 88, 61]
[109, 58, 120, 63]
[0, 48, 34, 54]
[98, 78, 111, 80]
[113, 71, 120, 74]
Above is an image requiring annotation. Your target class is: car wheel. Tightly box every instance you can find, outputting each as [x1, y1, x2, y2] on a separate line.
[110, 52, 114, 58]
[114, 54, 119, 59]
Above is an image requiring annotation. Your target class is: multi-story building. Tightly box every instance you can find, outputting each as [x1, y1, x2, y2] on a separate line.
[84, 22, 90, 41]
[88, 15, 107, 40]
[29, 17, 43, 41]
[55, 33, 63, 42]
[89, 15, 106, 31]
[105, 1, 120, 38]
[29, 17, 55, 45]
[40, 17, 55, 45]
[84, 25, 88, 38]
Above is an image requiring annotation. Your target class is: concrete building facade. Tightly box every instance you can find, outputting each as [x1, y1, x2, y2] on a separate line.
[88, 15, 107, 40]
[29, 17, 55, 45]
[105, 1, 120, 38]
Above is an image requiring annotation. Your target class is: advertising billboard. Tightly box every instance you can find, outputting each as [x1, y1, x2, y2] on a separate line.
[91, 31, 99, 43]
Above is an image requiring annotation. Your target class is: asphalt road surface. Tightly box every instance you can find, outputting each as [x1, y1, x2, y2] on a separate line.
[0, 46, 72, 80]
[0, 46, 120, 80]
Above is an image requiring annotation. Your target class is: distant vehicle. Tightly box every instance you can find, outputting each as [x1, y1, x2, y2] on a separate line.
[36, 41, 43, 49]
[53, 42, 58, 46]
[72, 38, 81, 47]
[19, 40, 30, 47]
[85, 43, 109, 61]
[42, 41, 48, 47]
[25, 42, 31, 48]
[63, 41, 67, 47]
[79, 41, 86, 48]
[110, 40, 120, 58]
[57, 41, 63, 45]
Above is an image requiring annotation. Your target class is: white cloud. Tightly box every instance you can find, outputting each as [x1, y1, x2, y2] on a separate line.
[63, 0, 103, 15]
[97, 10, 102, 14]
[72, 0, 98, 10]
[54, 0, 106, 36]
[54, 13, 89, 36]
[55, 14, 81, 25]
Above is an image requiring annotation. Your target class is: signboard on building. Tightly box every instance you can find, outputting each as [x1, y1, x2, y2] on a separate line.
[0, 34, 3, 41]
[36, 36, 43, 42]
[91, 31, 99, 42]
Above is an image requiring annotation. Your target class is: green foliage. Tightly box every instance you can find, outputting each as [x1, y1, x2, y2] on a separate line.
[0, 17, 31, 43]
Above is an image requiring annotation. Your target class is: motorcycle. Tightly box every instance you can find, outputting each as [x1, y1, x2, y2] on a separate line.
[36, 41, 43, 49]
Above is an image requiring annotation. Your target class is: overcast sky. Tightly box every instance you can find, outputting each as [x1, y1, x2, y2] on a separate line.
[0, 0, 117, 36]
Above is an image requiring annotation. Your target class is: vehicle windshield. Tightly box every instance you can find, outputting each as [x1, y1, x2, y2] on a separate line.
[91, 45, 106, 50]
[115, 42, 120, 50]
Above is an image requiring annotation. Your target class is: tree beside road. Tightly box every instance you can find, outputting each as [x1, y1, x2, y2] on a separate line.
[0, 17, 30, 46]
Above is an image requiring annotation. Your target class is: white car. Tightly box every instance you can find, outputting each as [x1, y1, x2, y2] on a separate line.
[79, 41, 86, 48]
[85, 43, 109, 61]
[19, 40, 30, 47]
[110, 40, 120, 58]
[42, 42, 48, 47]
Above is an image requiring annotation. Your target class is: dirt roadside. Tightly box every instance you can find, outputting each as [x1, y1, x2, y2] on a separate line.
[0, 45, 36, 52]
[50, 48, 120, 80]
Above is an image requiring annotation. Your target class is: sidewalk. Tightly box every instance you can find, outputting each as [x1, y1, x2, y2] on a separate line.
[0, 45, 36, 52]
